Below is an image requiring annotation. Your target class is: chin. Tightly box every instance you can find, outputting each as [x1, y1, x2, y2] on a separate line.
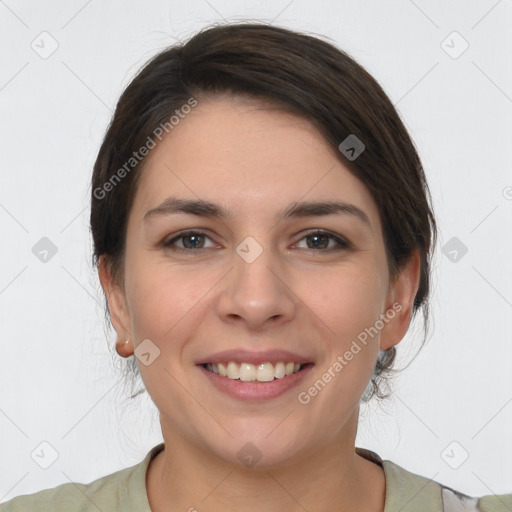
[206, 426, 306, 469]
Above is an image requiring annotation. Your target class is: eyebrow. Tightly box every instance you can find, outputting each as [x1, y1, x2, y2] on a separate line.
[143, 196, 371, 228]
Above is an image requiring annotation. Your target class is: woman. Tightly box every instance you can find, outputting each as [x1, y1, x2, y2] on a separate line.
[1, 22, 510, 512]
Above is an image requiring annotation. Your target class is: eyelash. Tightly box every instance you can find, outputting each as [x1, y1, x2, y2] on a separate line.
[162, 229, 352, 254]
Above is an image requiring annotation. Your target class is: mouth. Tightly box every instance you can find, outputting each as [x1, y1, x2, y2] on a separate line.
[202, 361, 312, 382]
[197, 352, 315, 401]
[196, 349, 315, 400]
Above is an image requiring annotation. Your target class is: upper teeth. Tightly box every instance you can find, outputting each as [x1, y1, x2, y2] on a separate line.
[205, 361, 302, 382]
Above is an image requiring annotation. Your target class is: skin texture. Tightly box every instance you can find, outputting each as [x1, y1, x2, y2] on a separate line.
[99, 95, 420, 512]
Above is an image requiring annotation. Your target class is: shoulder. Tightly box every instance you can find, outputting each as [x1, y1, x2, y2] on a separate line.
[0, 465, 140, 512]
[0, 443, 164, 512]
[356, 447, 512, 512]
[384, 458, 512, 511]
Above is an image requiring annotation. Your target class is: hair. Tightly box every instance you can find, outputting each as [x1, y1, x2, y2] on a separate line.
[90, 21, 437, 404]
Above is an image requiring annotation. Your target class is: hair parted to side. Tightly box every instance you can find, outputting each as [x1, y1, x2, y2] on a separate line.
[90, 21, 437, 404]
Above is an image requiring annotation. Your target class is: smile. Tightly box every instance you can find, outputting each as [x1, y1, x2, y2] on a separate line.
[199, 361, 314, 401]
[203, 361, 306, 382]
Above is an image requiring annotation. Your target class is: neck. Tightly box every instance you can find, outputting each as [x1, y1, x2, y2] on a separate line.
[146, 415, 385, 512]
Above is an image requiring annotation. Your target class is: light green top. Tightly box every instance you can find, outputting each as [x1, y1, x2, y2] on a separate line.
[1, 443, 510, 511]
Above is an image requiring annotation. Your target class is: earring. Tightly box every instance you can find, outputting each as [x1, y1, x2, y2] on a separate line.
[116, 338, 131, 356]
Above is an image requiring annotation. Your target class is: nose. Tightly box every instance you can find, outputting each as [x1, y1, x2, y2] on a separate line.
[216, 240, 297, 331]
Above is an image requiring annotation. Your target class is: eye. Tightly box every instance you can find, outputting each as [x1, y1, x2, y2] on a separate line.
[294, 229, 352, 251]
[162, 230, 218, 252]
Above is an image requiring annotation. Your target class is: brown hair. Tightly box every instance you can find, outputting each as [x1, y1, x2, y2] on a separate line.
[90, 22, 437, 402]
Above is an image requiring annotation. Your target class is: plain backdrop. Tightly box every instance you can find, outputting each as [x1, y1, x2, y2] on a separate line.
[1, 0, 511, 502]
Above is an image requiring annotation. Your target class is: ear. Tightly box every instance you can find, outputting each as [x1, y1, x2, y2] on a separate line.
[97, 255, 134, 358]
[379, 249, 421, 351]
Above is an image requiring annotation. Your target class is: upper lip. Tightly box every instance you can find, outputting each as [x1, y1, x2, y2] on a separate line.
[196, 349, 314, 366]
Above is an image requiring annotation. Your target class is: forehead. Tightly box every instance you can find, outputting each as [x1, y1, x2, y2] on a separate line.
[132, 97, 381, 231]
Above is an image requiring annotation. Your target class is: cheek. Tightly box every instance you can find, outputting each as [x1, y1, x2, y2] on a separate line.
[126, 263, 203, 340]
[305, 263, 386, 340]
[122, 261, 214, 405]
[123, 247, 226, 364]
[299, 264, 384, 392]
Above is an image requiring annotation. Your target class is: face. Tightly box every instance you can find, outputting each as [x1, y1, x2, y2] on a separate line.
[101, 95, 419, 468]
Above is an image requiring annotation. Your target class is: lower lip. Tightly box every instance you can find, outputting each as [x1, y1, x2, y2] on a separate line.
[198, 364, 314, 401]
